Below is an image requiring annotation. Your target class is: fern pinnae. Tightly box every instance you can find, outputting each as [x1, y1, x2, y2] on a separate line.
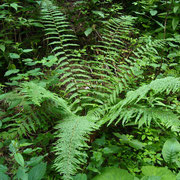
[104, 77, 180, 131]
[54, 115, 98, 179]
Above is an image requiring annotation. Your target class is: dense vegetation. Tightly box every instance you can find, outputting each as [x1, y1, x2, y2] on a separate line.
[0, 0, 180, 179]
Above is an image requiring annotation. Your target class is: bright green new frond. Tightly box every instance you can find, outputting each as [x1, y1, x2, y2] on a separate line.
[103, 106, 180, 132]
[150, 76, 180, 94]
[100, 77, 180, 131]
[122, 77, 180, 106]
[54, 115, 98, 180]
[0, 81, 72, 138]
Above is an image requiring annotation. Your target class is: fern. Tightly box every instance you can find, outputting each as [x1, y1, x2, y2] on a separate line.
[41, 0, 91, 111]
[90, 16, 138, 89]
[0, 81, 69, 137]
[1, 0, 179, 179]
[54, 114, 97, 180]
[40, 3, 179, 176]
[98, 77, 180, 131]
[122, 76, 180, 106]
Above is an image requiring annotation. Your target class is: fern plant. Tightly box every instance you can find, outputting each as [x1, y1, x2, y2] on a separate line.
[1, 0, 180, 179]
[102, 77, 180, 131]
[40, 1, 180, 177]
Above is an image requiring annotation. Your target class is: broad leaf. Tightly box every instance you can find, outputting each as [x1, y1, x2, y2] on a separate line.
[0, 172, 10, 180]
[177, 172, 180, 180]
[92, 11, 104, 18]
[173, 6, 179, 13]
[28, 162, 46, 180]
[114, 133, 145, 149]
[10, 3, 18, 11]
[22, 49, 33, 53]
[141, 166, 176, 180]
[0, 44, 5, 52]
[150, 10, 158, 16]
[16, 167, 28, 180]
[0, 165, 8, 173]
[14, 153, 24, 167]
[73, 174, 87, 180]
[27, 156, 44, 166]
[0, 164, 9, 180]
[162, 138, 180, 163]
[172, 17, 179, 30]
[141, 176, 161, 180]
[92, 167, 134, 180]
[9, 53, 20, 59]
[4, 69, 19, 77]
[84, 27, 93, 37]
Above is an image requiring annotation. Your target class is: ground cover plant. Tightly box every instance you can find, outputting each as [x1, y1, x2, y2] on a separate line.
[0, 0, 179, 179]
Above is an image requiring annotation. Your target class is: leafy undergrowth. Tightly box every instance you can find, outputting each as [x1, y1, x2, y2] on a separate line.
[0, 0, 179, 179]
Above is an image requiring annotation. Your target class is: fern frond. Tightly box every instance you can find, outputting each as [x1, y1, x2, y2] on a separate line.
[91, 16, 137, 89]
[41, 0, 95, 112]
[116, 106, 179, 131]
[54, 114, 97, 180]
[122, 77, 180, 106]
[131, 36, 166, 69]
[0, 81, 72, 138]
[19, 82, 69, 110]
[98, 77, 180, 131]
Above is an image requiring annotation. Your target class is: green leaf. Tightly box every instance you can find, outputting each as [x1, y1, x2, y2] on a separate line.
[172, 17, 179, 30]
[92, 0, 99, 3]
[28, 162, 46, 180]
[103, 146, 120, 154]
[26, 156, 44, 166]
[14, 153, 24, 167]
[173, 6, 179, 13]
[141, 166, 176, 180]
[113, 133, 145, 150]
[10, 3, 18, 11]
[0, 142, 3, 148]
[19, 143, 33, 147]
[162, 138, 180, 163]
[150, 10, 158, 16]
[73, 174, 87, 180]
[141, 176, 161, 180]
[4, 69, 19, 76]
[0, 165, 8, 173]
[31, 23, 44, 28]
[22, 49, 33, 53]
[9, 53, 20, 59]
[92, 167, 134, 180]
[23, 147, 42, 154]
[92, 11, 104, 18]
[84, 27, 93, 37]
[0, 44, 5, 52]
[94, 135, 106, 146]
[16, 167, 28, 180]
[177, 172, 180, 180]
[0, 172, 10, 180]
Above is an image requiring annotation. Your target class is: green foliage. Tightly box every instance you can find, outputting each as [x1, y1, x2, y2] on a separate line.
[92, 166, 177, 180]
[104, 77, 180, 132]
[141, 166, 176, 180]
[0, 0, 44, 79]
[0, 140, 47, 179]
[162, 138, 180, 165]
[92, 167, 134, 180]
[54, 115, 97, 179]
[0, 0, 179, 179]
